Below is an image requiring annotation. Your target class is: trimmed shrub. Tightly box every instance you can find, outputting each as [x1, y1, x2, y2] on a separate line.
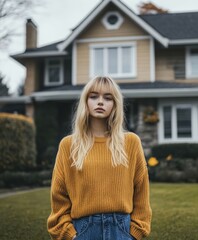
[0, 170, 52, 188]
[0, 113, 36, 172]
[148, 144, 198, 182]
[151, 143, 198, 159]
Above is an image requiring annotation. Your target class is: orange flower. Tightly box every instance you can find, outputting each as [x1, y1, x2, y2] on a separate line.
[148, 157, 159, 167]
[166, 154, 173, 161]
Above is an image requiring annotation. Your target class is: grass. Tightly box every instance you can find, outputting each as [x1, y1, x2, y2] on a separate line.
[0, 184, 198, 240]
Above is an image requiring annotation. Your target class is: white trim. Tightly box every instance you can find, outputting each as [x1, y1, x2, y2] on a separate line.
[185, 46, 198, 79]
[150, 37, 155, 82]
[72, 41, 77, 85]
[0, 96, 31, 104]
[44, 58, 64, 86]
[76, 36, 151, 43]
[30, 87, 198, 102]
[158, 99, 198, 143]
[57, 0, 110, 51]
[31, 90, 82, 101]
[122, 88, 198, 98]
[89, 42, 136, 78]
[12, 51, 67, 58]
[102, 11, 124, 30]
[169, 39, 198, 45]
[57, 0, 169, 51]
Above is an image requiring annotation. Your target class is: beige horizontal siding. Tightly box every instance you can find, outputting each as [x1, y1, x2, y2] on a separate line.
[79, 6, 147, 39]
[76, 39, 151, 84]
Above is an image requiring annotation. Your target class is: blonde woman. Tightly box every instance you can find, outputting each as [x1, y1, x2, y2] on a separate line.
[47, 76, 152, 240]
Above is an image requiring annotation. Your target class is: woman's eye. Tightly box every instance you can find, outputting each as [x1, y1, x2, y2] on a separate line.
[104, 96, 113, 101]
[89, 95, 98, 99]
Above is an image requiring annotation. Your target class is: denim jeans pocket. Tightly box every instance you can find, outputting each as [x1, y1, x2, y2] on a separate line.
[73, 217, 91, 239]
[115, 214, 134, 240]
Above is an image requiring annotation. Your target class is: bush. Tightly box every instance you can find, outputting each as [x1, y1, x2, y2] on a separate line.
[151, 143, 198, 159]
[0, 113, 36, 172]
[148, 143, 198, 182]
[0, 170, 52, 188]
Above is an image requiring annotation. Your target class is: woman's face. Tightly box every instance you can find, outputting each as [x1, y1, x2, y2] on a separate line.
[87, 87, 114, 119]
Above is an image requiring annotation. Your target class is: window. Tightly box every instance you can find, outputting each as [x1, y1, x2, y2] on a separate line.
[186, 47, 198, 78]
[91, 43, 136, 78]
[159, 103, 198, 143]
[102, 11, 124, 30]
[45, 59, 64, 86]
[176, 108, 192, 138]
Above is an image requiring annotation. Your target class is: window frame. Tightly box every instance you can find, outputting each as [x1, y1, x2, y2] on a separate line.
[90, 42, 136, 78]
[44, 58, 64, 86]
[186, 46, 198, 79]
[101, 11, 124, 30]
[158, 101, 198, 143]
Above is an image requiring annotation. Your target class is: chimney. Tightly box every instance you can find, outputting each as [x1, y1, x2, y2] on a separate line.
[26, 19, 37, 50]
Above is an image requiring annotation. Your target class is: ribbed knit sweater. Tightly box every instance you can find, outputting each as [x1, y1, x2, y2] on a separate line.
[47, 132, 152, 240]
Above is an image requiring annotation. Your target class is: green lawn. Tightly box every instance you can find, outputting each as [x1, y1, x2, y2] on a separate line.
[0, 184, 198, 240]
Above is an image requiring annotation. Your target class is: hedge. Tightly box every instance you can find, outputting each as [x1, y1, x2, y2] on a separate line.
[151, 143, 198, 159]
[0, 113, 36, 172]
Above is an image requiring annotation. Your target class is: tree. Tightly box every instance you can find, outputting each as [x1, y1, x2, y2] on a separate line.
[0, 0, 42, 48]
[0, 72, 9, 96]
[138, 1, 169, 14]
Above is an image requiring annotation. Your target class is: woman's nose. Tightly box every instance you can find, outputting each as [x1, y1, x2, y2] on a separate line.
[98, 96, 104, 105]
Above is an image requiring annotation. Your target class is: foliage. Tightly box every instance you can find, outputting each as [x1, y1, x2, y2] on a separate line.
[0, 170, 52, 188]
[0, 0, 43, 48]
[148, 144, 198, 182]
[0, 112, 36, 172]
[0, 72, 9, 96]
[151, 143, 198, 159]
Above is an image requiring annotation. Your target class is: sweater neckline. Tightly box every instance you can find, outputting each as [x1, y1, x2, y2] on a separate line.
[94, 136, 108, 142]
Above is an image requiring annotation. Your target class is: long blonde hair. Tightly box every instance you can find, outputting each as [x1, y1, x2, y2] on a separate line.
[71, 76, 128, 170]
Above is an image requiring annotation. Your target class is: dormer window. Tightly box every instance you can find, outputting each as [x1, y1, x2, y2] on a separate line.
[186, 47, 198, 78]
[102, 11, 124, 30]
[44, 58, 64, 86]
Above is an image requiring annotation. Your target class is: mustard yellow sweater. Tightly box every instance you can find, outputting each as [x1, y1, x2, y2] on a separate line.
[47, 132, 152, 240]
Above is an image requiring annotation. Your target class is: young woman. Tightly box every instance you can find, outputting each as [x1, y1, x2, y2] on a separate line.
[47, 76, 152, 240]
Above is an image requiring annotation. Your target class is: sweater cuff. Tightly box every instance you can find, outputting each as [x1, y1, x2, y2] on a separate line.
[66, 224, 77, 240]
[130, 225, 144, 240]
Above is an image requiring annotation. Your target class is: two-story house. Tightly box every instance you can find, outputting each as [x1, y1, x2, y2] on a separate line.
[3, 0, 198, 158]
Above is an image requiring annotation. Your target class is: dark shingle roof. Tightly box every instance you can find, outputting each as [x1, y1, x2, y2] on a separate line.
[24, 41, 64, 53]
[140, 12, 198, 40]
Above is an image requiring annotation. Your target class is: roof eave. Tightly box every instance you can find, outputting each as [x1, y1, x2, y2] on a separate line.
[169, 39, 198, 45]
[0, 96, 31, 104]
[31, 88, 198, 102]
[11, 51, 68, 59]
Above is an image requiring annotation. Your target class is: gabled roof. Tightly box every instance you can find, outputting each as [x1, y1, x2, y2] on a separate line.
[12, 0, 198, 59]
[57, 0, 169, 50]
[141, 12, 198, 45]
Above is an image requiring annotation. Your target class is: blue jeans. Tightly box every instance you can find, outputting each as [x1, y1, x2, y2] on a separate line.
[73, 213, 135, 240]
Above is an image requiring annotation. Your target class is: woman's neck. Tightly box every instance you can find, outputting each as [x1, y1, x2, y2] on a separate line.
[89, 118, 108, 137]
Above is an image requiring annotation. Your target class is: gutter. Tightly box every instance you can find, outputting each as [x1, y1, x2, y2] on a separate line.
[31, 87, 198, 101]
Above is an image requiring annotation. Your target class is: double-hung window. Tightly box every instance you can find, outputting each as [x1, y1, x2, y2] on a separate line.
[186, 47, 198, 78]
[45, 58, 64, 86]
[159, 103, 198, 143]
[90, 43, 136, 78]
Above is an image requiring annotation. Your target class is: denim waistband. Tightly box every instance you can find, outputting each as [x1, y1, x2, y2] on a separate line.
[75, 213, 130, 223]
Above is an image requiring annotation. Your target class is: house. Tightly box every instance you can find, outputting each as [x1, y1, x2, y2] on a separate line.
[3, 0, 198, 159]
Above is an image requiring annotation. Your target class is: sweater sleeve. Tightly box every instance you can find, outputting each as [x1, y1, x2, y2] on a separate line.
[47, 140, 77, 240]
[130, 137, 152, 240]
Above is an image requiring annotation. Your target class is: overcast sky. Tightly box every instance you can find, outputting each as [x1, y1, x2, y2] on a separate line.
[1, 0, 198, 93]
